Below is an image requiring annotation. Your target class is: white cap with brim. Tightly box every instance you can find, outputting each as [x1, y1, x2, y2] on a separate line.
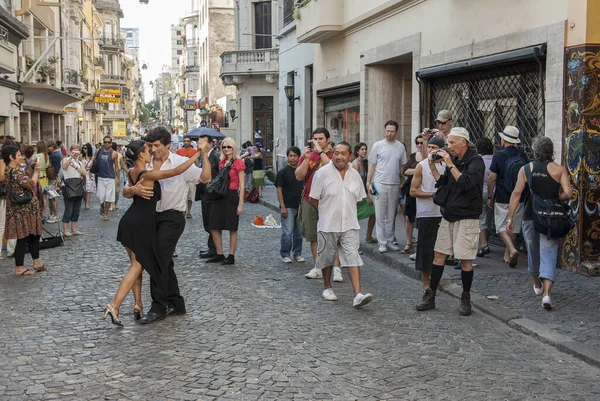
[498, 126, 521, 144]
[447, 127, 473, 146]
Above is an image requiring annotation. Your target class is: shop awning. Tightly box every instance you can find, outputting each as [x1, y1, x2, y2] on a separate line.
[21, 83, 82, 114]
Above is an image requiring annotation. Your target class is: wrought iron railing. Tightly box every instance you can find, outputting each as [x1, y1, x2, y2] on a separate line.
[63, 68, 80, 86]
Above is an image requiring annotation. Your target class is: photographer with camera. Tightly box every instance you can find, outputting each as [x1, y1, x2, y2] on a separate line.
[426, 127, 485, 316]
[421, 110, 454, 155]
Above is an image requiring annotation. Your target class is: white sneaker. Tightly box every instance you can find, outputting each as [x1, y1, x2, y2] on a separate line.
[388, 243, 400, 251]
[63, 231, 72, 237]
[378, 244, 387, 253]
[72, 230, 84, 236]
[333, 267, 343, 282]
[409, 252, 417, 260]
[281, 256, 293, 263]
[322, 288, 338, 301]
[542, 296, 552, 310]
[47, 216, 57, 223]
[294, 256, 305, 262]
[305, 267, 323, 279]
[353, 292, 373, 307]
[109, 205, 115, 212]
[533, 284, 543, 296]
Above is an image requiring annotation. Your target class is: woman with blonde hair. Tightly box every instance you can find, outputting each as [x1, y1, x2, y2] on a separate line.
[35, 140, 50, 222]
[206, 137, 246, 265]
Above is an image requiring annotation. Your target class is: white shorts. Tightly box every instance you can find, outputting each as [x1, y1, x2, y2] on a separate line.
[186, 182, 196, 201]
[96, 177, 116, 203]
[315, 230, 363, 269]
[434, 219, 480, 260]
[494, 203, 524, 234]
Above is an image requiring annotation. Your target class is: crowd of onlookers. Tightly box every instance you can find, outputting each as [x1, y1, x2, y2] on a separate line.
[274, 111, 573, 312]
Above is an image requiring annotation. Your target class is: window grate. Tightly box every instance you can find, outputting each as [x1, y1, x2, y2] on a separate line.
[426, 61, 545, 157]
[283, 0, 294, 26]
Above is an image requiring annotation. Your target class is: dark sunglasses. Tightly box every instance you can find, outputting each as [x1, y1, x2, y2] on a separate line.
[104, 141, 112, 144]
[222, 146, 232, 149]
[416, 142, 424, 145]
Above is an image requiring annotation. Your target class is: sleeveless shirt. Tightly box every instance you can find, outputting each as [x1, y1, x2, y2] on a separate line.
[97, 148, 115, 179]
[416, 159, 445, 219]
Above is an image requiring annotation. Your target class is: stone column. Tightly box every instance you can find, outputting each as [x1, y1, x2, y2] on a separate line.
[561, 0, 600, 276]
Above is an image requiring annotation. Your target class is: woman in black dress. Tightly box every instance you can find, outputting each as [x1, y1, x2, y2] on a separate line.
[104, 140, 203, 326]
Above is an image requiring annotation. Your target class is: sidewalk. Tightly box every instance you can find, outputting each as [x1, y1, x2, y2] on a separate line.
[258, 184, 600, 367]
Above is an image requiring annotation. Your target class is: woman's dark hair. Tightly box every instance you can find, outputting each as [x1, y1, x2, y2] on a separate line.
[476, 137, 494, 156]
[414, 134, 423, 145]
[82, 143, 93, 158]
[125, 140, 146, 162]
[532, 136, 554, 162]
[287, 146, 301, 157]
[111, 142, 118, 151]
[1, 144, 20, 164]
[145, 126, 171, 145]
[23, 145, 35, 159]
[354, 142, 367, 158]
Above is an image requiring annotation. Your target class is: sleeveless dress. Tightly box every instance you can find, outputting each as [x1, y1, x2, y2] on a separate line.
[116, 171, 162, 277]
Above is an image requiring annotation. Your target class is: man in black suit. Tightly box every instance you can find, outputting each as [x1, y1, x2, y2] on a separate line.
[196, 134, 221, 258]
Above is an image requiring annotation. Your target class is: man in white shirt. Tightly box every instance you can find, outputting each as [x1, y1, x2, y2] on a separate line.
[124, 127, 211, 324]
[366, 120, 408, 253]
[309, 142, 373, 308]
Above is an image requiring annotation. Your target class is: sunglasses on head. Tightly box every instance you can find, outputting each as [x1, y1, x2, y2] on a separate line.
[222, 145, 232, 149]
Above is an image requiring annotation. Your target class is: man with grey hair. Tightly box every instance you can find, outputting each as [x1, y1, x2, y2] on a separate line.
[425, 127, 485, 316]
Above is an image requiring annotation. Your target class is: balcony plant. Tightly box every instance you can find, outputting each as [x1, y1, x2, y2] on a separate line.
[294, 0, 313, 20]
[26, 56, 58, 84]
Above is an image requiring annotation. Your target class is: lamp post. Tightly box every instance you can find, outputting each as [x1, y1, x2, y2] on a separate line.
[284, 85, 300, 147]
[11, 91, 25, 110]
[77, 115, 84, 144]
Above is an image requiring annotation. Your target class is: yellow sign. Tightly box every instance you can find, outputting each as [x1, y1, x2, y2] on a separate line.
[113, 121, 126, 138]
[64, 106, 78, 113]
[94, 89, 121, 104]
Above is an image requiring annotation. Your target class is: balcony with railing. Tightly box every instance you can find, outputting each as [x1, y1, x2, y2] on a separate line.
[103, 108, 130, 121]
[295, 0, 343, 43]
[100, 74, 126, 85]
[99, 37, 124, 51]
[63, 68, 81, 89]
[94, 57, 105, 68]
[220, 49, 278, 85]
[186, 65, 200, 73]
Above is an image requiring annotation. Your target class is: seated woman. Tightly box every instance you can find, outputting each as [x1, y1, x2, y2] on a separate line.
[104, 140, 205, 326]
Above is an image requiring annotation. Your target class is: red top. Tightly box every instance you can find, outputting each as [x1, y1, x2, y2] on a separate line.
[176, 147, 196, 158]
[219, 158, 245, 190]
[298, 150, 333, 201]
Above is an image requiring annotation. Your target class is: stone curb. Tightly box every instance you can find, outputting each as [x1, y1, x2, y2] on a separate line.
[258, 197, 600, 368]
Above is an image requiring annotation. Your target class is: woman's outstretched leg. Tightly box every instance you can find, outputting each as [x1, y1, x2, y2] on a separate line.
[110, 248, 143, 309]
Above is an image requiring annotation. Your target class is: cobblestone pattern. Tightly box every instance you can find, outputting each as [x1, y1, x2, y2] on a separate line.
[260, 186, 600, 351]
[0, 196, 599, 400]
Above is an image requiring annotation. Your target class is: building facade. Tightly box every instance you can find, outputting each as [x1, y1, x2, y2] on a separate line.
[293, 0, 598, 276]
[221, 0, 278, 166]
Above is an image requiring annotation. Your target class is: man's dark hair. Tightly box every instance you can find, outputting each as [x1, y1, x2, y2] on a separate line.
[476, 137, 494, 156]
[335, 141, 352, 153]
[384, 120, 399, 131]
[145, 126, 171, 145]
[56, 140, 63, 147]
[287, 146, 301, 157]
[354, 142, 367, 158]
[183, 135, 191, 141]
[23, 145, 35, 159]
[103, 135, 112, 142]
[1, 144, 19, 164]
[312, 127, 330, 139]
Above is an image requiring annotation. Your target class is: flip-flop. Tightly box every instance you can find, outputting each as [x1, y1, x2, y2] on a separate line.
[33, 264, 48, 272]
[15, 269, 34, 276]
[102, 216, 109, 221]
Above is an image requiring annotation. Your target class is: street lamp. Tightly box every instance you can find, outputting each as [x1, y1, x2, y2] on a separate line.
[77, 115, 84, 144]
[284, 85, 299, 147]
[11, 91, 25, 110]
[284, 85, 300, 106]
[229, 109, 237, 121]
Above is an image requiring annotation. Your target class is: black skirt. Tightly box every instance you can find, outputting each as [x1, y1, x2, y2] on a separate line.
[208, 189, 240, 231]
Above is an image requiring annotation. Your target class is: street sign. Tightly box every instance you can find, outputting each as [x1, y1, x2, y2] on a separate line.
[113, 121, 126, 137]
[94, 89, 121, 104]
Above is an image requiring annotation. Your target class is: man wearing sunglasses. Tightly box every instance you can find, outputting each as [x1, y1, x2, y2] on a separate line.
[95, 136, 119, 221]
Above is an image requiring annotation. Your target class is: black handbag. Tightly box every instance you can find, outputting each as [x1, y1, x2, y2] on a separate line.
[63, 177, 84, 200]
[9, 169, 33, 205]
[205, 161, 233, 201]
[433, 184, 449, 207]
[0, 182, 6, 198]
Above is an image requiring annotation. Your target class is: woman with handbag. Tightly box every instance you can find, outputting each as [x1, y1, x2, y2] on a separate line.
[2, 144, 46, 276]
[352, 142, 376, 243]
[206, 138, 245, 265]
[61, 144, 87, 236]
[81, 143, 96, 209]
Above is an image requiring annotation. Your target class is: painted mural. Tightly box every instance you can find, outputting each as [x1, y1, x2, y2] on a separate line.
[562, 45, 600, 276]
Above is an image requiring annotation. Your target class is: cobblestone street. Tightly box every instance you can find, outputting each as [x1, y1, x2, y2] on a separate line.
[1, 198, 599, 400]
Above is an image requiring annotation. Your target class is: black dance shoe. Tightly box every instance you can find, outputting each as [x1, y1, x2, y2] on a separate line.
[206, 254, 225, 263]
[221, 255, 235, 265]
[139, 311, 165, 325]
[199, 250, 217, 259]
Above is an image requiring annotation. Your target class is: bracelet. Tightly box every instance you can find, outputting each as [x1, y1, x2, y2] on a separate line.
[448, 165, 455, 171]
[507, 219, 512, 222]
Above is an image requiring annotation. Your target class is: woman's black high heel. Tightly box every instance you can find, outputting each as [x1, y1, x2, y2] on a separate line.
[103, 303, 123, 327]
[133, 303, 144, 320]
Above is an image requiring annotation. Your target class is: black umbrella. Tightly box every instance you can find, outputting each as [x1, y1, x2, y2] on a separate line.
[186, 127, 226, 140]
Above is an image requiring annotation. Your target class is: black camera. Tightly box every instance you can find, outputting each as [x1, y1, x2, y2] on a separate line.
[306, 140, 314, 149]
[432, 151, 443, 161]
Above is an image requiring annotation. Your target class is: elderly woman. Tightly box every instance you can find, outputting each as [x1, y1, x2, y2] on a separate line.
[61, 144, 87, 236]
[506, 136, 573, 310]
[2, 144, 46, 276]
[206, 138, 245, 265]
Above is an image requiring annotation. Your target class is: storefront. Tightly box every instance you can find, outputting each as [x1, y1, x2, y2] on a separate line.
[318, 84, 360, 146]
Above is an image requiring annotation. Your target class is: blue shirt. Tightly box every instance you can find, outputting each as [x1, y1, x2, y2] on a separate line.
[49, 150, 62, 174]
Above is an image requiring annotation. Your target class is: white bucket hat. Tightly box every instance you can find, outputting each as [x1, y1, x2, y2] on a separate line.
[447, 127, 473, 146]
[498, 126, 521, 144]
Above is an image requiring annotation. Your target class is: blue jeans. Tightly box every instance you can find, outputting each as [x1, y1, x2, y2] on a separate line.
[62, 197, 82, 223]
[280, 208, 302, 258]
[521, 220, 559, 282]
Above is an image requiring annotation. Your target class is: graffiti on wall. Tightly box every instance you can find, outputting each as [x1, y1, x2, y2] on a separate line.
[562, 45, 600, 275]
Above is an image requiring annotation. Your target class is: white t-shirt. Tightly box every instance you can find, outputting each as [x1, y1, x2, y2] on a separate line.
[481, 154, 493, 197]
[368, 139, 407, 185]
[309, 162, 366, 233]
[61, 158, 83, 180]
[416, 159, 445, 219]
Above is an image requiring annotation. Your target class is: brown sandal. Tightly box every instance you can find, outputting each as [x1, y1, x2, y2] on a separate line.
[15, 268, 34, 276]
[400, 244, 413, 254]
[33, 264, 48, 272]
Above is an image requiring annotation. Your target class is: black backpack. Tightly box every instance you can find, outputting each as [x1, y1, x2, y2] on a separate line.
[524, 164, 574, 239]
[503, 148, 527, 193]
